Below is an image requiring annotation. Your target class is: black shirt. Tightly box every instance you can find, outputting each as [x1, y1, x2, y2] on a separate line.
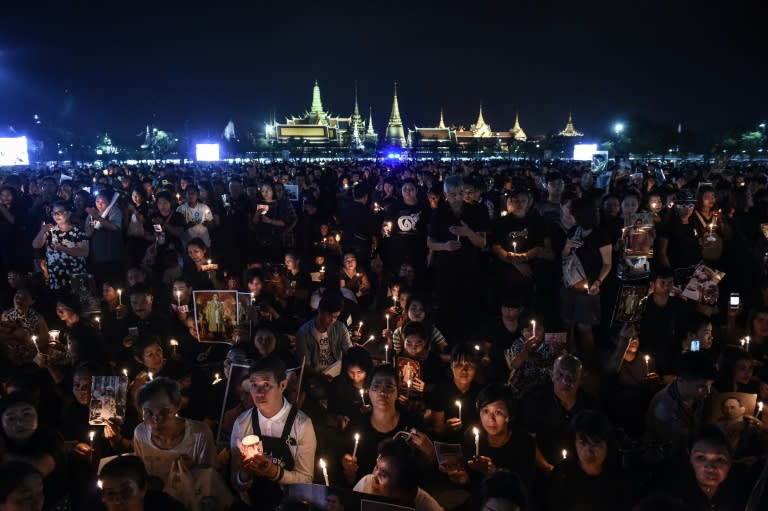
[428, 202, 490, 271]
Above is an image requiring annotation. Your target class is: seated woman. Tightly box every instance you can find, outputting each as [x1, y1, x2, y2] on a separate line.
[353, 439, 444, 511]
[341, 364, 433, 486]
[385, 295, 447, 359]
[339, 252, 372, 308]
[131, 377, 216, 491]
[396, 322, 449, 420]
[0, 461, 45, 511]
[441, 384, 535, 502]
[1, 288, 49, 344]
[327, 346, 373, 428]
[430, 344, 482, 442]
[715, 347, 758, 394]
[0, 392, 69, 510]
[547, 410, 629, 511]
[181, 237, 223, 290]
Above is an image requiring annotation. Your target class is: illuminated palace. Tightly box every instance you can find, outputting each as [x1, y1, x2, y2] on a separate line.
[270, 81, 583, 151]
[272, 81, 377, 148]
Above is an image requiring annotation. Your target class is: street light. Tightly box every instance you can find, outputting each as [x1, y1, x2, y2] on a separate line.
[614, 122, 625, 136]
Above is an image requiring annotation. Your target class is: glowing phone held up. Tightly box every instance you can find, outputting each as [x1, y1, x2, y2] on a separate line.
[691, 339, 701, 352]
[730, 293, 740, 310]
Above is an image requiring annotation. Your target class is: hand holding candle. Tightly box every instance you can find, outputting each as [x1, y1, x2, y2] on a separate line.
[352, 433, 360, 458]
[89, 430, 95, 449]
[473, 427, 480, 457]
[320, 458, 329, 486]
[455, 400, 462, 422]
[359, 388, 366, 406]
[385, 313, 390, 331]
[31, 335, 39, 353]
[644, 354, 650, 376]
[117, 289, 123, 305]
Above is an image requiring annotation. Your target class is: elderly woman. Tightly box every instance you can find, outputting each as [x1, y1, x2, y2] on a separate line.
[32, 200, 89, 292]
[131, 377, 216, 490]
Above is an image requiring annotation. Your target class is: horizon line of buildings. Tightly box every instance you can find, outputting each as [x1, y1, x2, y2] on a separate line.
[264, 81, 585, 151]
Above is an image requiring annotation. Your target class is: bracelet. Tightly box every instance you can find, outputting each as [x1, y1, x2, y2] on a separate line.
[271, 465, 284, 482]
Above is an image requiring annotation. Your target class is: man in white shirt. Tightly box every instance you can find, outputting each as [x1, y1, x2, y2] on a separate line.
[176, 184, 213, 247]
[295, 291, 351, 375]
[230, 356, 316, 507]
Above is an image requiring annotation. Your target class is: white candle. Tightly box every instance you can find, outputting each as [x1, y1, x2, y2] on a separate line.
[455, 400, 462, 421]
[406, 378, 412, 399]
[384, 343, 389, 364]
[357, 321, 363, 336]
[512, 241, 517, 253]
[170, 339, 178, 357]
[644, 355, 650, 376]
[473, 427, 480, 457]
[359, 388, 366, 406]
[31, 335, 39, 353]
[122, 368, 128, 378]
[320, 458, 329, 486]
[95, 316, 101, 330]
[176, 290, 181, 307]
[562, 449, 568, 460]
[89, 430, 95, 448]
[393, 294, 398, 308]
[117, 289, 122, 305]
[746, 336, 751, 352]
[474, 344, 481, 352]
[213, 373, 222, 385]
[385, 313, 390, 330]
[352, 433, 360, 458]
[758, 401, 764, 418]
[207, 259, 212, 265]
[531, 320, 536, 336]
[147, 372, 153, 381]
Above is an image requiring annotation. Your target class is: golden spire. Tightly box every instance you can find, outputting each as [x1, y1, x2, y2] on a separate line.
[510, 112, 527, 142]
[559, 112, 583, 137]
[438, 109, 446, 129]
[386, 82, 406, 147]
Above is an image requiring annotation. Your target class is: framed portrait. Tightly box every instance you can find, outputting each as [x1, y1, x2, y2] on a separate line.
[192, 290, 238, 344]
[612, 284, 648, 325]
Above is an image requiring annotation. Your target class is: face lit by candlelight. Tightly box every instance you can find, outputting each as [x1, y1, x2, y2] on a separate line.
[575, 434, 608, 475]
[689, 440, 731, 492]
[347, 365, 367, 387]
[406, 300, 426, 322]
[479, 400, 509, 437]
[451, 359, 477, 387]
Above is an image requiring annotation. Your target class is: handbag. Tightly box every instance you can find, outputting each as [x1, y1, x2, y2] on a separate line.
[562, 252, 587, 288]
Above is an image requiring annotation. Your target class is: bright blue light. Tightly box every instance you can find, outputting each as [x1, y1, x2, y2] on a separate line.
[387, 152, 399, 159]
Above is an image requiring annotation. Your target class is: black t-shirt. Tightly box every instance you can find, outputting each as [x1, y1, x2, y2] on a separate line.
[481, 320, 522, 385]
[383, 200, 430, 266]
[547, 460, 629, 511]
[566, 226, 611, 282]
[348, 409, 424, 479]
[432, 379, 482, 442]
[491, 212, 545, 254]
[461, 426, 536, 497]
[428, 202, 490, 271]
[657, 215, 701, 269]
[638, 297, 689, 375]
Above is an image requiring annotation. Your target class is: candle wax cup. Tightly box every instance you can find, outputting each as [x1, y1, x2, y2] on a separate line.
[241, 435, 263, 458]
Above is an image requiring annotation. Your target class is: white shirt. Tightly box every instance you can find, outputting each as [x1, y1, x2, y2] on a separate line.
[353, 474, 444, 511]
[176, 202, 213, 246]
[230, 399, 316, 503]
[133, 419, 216, 488]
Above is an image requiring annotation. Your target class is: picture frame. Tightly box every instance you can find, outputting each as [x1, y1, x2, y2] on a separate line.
[192, 290, 238, 344]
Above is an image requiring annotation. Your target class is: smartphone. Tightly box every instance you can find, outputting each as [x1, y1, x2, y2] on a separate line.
[691, 339, 701, 352]
[257, 204, 269, 215]
[128, 327, 139, 337]
[153, 224, 163, 233]
[730, 293, 740, 310]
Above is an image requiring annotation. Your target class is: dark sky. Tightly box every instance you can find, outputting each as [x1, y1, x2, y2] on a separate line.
[1, 2, 765, 144]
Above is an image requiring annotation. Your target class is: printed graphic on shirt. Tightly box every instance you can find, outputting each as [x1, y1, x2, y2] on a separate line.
[397, 211, 421, 233]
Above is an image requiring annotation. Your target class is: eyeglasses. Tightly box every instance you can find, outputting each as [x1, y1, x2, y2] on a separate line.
[554, 371, 577, 385]
[142, 407, 172, 420]
[370, 383, 397, 394]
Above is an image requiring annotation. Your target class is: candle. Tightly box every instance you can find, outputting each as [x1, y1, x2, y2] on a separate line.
[746, 336, 751, 352]
[176, 193, 180, 201]
[455, 400, 462, 422]
[250, 292, 255, 303]
[758, 401, 764, 418]
[147, 372, 153, 381]
[89, 430, 95, 448]
[473, 427, 480, 457]
[122, 368, 128, 378]
[95, 316, 101, 330]
[117, 289, 122, 305]
[352, 433, 360, 458]
[474, 344, 481, 352]
[31, 335, 39, 353]
[320, 266, 326, 273]
[48, 330, 60, 344]
[335, 234, 341, 243]
[170, 339, 178, 357]
[176, 290, 181, 307]
[319, 458, 329, 486]
[384, 343, 389, 364]
[393, 294, 398, 309]
[357, 321, 363, 336]
[406, 378, 412, 399]
[385, 313, 390, 330]
[531, 320, 536, 336]
[207, 259, 212, 266]
[359, 388, 366, 406]
[562, 449, 568, 460]
[644, 355, 650, 376]
[512, 241, 517, 253]
[97, 479, 103, 489]
[212, 373, 222, 385]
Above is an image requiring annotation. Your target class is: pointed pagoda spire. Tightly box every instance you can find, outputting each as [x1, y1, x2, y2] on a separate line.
[510, 112, 527, 142]
[386, 82, 406, 147]
[438, 109, 446, 129]
[310, 79, 324, 114]
[558, 112, 583, 137]
[476, 104, 486, 127]
[353, 83, 360, 117]
[349, 82, 365, 149]
[365, 106, 378, 143]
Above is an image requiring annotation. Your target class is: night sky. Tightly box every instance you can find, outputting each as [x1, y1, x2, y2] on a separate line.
[1, 2, 765, 144]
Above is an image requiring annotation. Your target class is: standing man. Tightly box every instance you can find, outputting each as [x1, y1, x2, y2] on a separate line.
[231, 357, 316, 508]
[176, 184, 214, 248]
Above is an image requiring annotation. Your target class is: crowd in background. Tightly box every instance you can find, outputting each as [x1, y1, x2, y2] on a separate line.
[1, 158, 768, 511]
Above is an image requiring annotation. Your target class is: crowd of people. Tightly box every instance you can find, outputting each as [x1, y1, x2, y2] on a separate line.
[1, 158, 768, 511]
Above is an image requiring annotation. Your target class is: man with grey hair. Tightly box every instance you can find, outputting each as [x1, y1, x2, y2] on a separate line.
[427, 175, 489, 339]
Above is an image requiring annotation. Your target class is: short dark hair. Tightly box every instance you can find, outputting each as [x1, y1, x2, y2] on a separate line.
[137, 376, 181, 407]
[476, 383, 516, 417]
[691, 424, 732, 458]
[377, 439, 421, 491]
[649, 266, 674, 281]
[342, 346, 373, 374]
[132, 335, 163, 360]
[249, 355, 287, 383]
[450, 343, 482, 366]
[365, 363, 397, 387]
[479, 470, 527, 511]
[99, 455, 148, 489]
[402, 321, 428, 342]
[318, 291, 343, 314]
[570, 409, 614, 445]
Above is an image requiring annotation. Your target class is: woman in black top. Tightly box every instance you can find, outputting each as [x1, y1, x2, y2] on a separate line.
[328, 346, 373, 428]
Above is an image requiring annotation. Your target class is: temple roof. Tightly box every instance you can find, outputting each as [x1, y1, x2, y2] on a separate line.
[559, 113, 584, 137]
[510, 112, 527, 142]
[438, 109, 446, 129]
